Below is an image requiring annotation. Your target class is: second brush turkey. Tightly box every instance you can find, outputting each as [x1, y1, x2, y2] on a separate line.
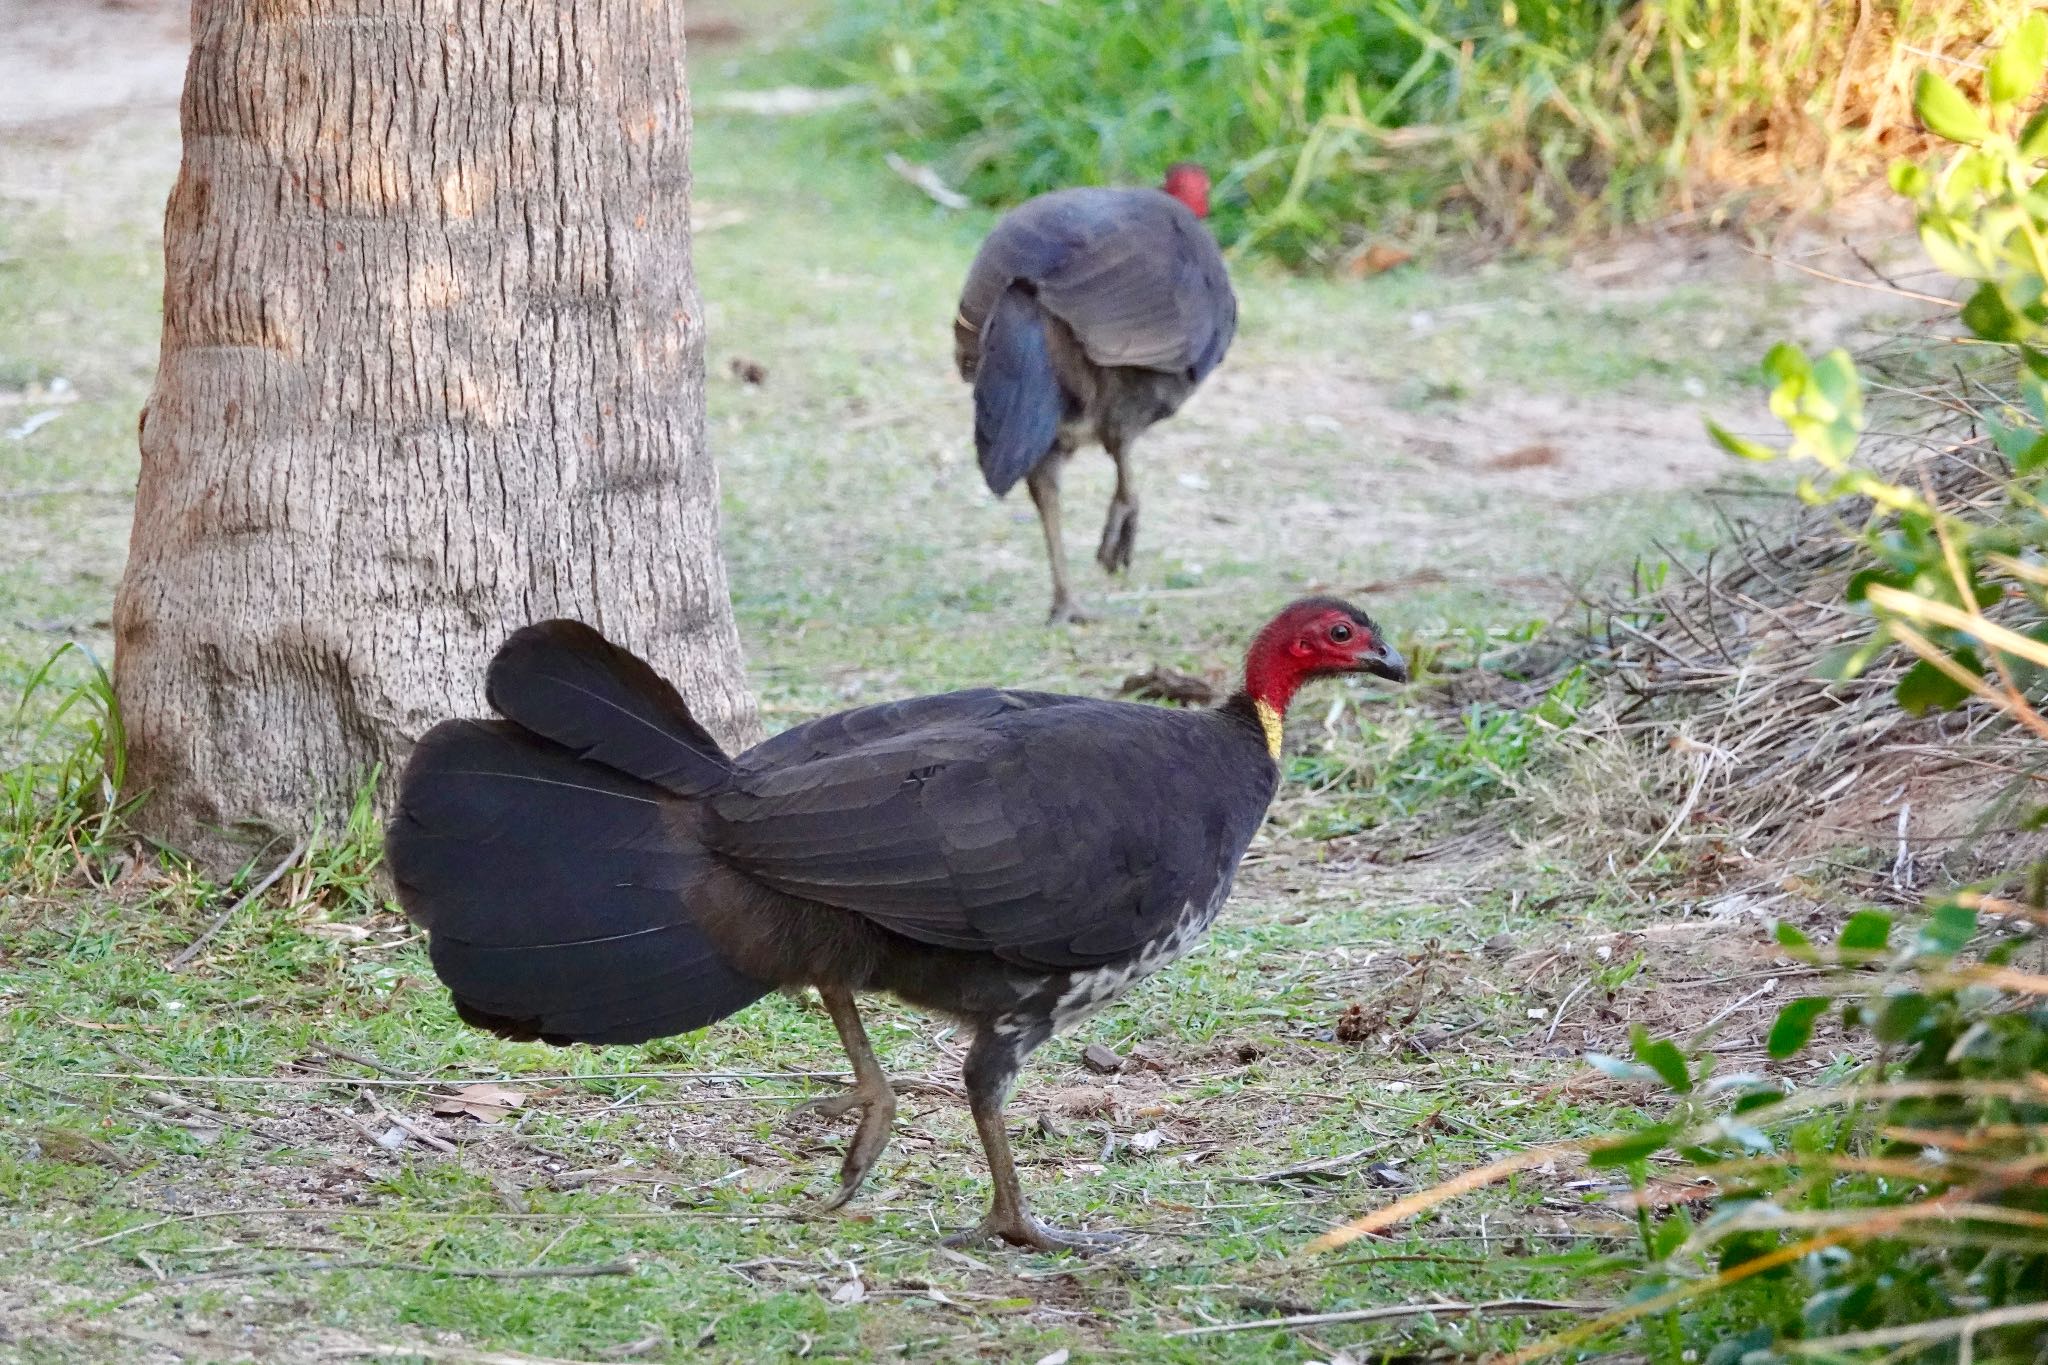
[386, 598, 1404, 1249]
[956, 164, 1237, 622]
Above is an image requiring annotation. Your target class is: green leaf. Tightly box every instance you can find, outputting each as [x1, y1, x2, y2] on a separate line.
[1810, 350, 1865, 430]
[1989, 13, 2048, 107]
[1887, 159, 1930, 198]
[1920, 219, 1987, 280]
[1768, 997, 1830, 1059]
[1650, 1210, 1693, 1259]
[1706, 419, 1777, 462]
[1845, 567, 1910, 603]
[1732, 1082, 1788, 1115]
[1631, 1026, 1693, 1094]
[1990, 418, 2048, 473]
[2015, 437, 2048, 480]
[1896, 656, 1975, 714]
[1588, 1126, 1674, 1167]
[2023, 107, 2048, 160]
[1838, 910, 1894, 954]
[1915, 902, 1977, 958]
[1762, 342, 1810, 387]
[1914, 70, 1989, 144]
[1874, 992, 1932, 1043]
[1723, 1123, 1775, 1154]
[1962, 282, 2023, 343]
[1812, 637, 1884, 683]
[1773, 921, 1813, 955]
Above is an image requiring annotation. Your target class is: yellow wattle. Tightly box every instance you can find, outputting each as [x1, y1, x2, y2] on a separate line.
[1254, 698, 1283, 760]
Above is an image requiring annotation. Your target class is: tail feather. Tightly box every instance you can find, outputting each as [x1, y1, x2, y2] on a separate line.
[387, 717, 770, 1046]
[485, 619, 733, 797]
[973, 283, 1065, 497]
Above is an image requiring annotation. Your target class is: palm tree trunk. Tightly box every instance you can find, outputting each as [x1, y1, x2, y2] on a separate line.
[113, 0, 756, 871]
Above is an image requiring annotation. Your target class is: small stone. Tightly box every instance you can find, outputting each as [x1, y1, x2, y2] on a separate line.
[1080, 1043, 1123, 1075]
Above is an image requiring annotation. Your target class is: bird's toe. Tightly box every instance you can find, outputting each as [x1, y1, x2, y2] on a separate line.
[1046, 596, 1095, 626]
[792, 1085, 899, 1212]
[946, 1212, 1124, 1254]
[788, 1091, 865, 1123]
[1094, 500, 1138, 575]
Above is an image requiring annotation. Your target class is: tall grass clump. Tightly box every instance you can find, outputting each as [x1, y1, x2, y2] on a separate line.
[1311, 26, 2048, 1361]
[2, 644, 129, 887]
[818, 0, 2013, 260]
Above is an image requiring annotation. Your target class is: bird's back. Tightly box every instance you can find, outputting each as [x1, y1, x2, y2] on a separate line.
[955, 186, 1235, 383]
[714, 693, 1277, 972]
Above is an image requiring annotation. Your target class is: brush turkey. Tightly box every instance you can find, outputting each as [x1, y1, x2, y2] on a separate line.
[955, 164, 1237, 623]
[385, 597, 1404, 1250]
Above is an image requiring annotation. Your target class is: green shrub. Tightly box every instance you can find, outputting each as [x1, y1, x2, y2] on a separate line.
[1311, 24, 2048, 1360]
[817, 0, 2010, 259]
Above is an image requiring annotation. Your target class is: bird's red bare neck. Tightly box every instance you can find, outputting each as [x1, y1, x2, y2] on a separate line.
[1241, 629, 1311, 716]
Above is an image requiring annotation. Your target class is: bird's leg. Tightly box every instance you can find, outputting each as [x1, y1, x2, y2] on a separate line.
[1095, 436, 1139, 576]
[945, 1026, 1123, 1253]
[1027, 459, 1090, 625]
[791, 986, 897, 1212]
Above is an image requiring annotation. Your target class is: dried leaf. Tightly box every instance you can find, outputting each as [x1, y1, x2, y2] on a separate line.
[431, 1082, 528, 1122]
[1080, 1043, 1123, 1075]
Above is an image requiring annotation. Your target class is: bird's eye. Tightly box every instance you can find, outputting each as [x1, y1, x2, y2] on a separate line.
[1329, 623, 1353, 643]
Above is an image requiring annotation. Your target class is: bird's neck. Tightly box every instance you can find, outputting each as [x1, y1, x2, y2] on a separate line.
[1233, 646, 1310, 760]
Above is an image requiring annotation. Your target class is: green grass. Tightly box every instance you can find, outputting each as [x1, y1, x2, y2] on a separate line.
[811, 0, 2012, 257]
[0, 10, 1901, 1361]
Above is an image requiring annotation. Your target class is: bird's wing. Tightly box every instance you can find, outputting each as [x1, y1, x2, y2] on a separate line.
[1030, 191, 1237, 379]
[738, 688, 1085, 768]
[708, 702, 1266, 970]
[958, 189, 1237, 381]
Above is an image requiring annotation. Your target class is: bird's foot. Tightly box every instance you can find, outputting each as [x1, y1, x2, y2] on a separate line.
[944, 1210, 1125, 1254]
[787, 1084, 898, 1212]
[1095, 502, 1137, 575]
[1046, 594, 1095, 626]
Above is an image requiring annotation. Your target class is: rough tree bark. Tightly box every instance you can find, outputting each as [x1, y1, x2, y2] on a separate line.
[113, 0, 758, 872]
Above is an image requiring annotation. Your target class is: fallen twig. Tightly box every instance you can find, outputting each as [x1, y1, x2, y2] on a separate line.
[361, 1088, 459, 1154]
[1224, 1147, 1381, 1186]
[315, 1346, 616, 1365]
[166, 838, 310, 971]
[1164, 1297, 1610, 1338]
[884, 151, 969, 209]
[166, 1255, 636, 1286]
[83, 1068, 857, 1087]
[312, 1043, 416, 1079]
[1542, 977, 1592, 1046]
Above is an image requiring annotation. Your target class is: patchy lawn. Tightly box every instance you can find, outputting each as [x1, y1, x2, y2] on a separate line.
[2, 2, 1909, 1361]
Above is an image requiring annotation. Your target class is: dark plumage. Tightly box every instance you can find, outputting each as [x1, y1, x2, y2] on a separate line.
[386, 598, 1405, 1250]
[954, 166, 1237, 622]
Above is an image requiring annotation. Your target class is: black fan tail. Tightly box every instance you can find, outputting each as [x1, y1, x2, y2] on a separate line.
[973, 283, 1064, 497]
[485, 619, 733, 798]
[386, 719, 769, 1045]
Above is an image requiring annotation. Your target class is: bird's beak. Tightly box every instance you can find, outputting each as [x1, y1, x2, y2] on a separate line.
[1361, 639, 1408, 684]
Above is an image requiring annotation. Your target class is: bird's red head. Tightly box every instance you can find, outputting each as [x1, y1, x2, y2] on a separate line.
[1242, 596, 1407, 717]
[1162, 162, 1212, 218]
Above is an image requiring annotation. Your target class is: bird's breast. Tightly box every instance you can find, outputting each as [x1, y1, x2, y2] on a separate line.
[1046, 888, 1227, 1033]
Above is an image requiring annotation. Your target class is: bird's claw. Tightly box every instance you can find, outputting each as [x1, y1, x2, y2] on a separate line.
[1095, 502, 1137, 575]
[1046, 595, 1095, 626]
[788, 1085, 898, 1212]
[945, 1212, 1125, 1254]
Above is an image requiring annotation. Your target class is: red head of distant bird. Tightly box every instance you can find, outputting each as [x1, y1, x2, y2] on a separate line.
[1243, 596, 1407, 715]
[1162, 162, 1212, 218]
